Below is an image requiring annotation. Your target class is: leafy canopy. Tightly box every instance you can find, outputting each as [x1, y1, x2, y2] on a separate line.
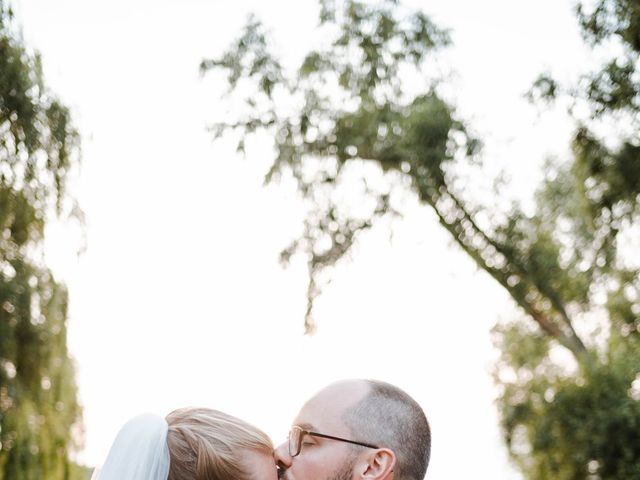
[0, 2, 85, 478]
[204, 1, 640, 477]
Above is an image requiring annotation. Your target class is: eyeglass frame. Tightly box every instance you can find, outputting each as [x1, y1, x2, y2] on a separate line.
[288, 425, 380, 457]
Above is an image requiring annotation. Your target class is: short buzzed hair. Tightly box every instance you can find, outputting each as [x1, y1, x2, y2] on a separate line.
[342, 380, 431, 480]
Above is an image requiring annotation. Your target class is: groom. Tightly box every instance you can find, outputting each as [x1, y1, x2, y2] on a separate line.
[275, 379, 431, 480]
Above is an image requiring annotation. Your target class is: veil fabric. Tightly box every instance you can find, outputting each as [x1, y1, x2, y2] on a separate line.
[92, 413, 170, 480]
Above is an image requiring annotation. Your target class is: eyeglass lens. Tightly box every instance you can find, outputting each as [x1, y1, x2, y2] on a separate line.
[288, 427, 302, 456]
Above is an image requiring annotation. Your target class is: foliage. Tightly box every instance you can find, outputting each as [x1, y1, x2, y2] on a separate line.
[203, 0, 639, 477]
[0, 2, 83, 478]
[493, 0, 640, 477]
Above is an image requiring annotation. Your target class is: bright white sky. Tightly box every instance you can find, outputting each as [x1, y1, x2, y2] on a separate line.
[14, 1, 591, 478]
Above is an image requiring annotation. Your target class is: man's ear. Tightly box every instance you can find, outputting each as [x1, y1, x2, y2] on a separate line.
[356, 448, 396, 480]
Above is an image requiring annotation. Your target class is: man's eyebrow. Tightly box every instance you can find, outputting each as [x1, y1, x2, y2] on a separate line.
[295, 422, 317, 431]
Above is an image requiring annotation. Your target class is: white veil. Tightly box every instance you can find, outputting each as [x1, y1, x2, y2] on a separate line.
[92, 413, 170, 480]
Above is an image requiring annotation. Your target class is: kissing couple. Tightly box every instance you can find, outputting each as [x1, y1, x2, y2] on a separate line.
[93, 379, 431, 480]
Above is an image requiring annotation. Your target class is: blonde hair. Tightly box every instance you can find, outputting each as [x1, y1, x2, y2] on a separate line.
[165, 407, 273, 480]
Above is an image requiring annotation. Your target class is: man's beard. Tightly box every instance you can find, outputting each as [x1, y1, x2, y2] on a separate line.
[277, 455, 355, 480]
[327, 456, 355, 480]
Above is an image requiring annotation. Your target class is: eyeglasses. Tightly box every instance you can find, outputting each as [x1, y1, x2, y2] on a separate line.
[288, 425, 379, 457]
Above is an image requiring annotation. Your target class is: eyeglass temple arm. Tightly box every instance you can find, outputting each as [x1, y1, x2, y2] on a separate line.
[306, 431, 379, 450]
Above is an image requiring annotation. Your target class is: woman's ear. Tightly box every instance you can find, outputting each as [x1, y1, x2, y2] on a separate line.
[357, 448, 396, 480]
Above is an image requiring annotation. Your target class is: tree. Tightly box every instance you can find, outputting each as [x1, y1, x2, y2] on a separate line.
[0, 2, 86, 479]
[203, 0, 639, 478]
[492, 0, 640, 477]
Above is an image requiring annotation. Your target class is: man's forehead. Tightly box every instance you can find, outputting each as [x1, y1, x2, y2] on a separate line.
[293, 380, 370, 430]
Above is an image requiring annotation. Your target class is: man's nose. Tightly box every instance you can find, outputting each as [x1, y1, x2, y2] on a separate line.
[274, 441, 292, 468]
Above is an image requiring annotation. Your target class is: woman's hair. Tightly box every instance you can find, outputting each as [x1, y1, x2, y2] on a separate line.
[165, 407, 273, 480]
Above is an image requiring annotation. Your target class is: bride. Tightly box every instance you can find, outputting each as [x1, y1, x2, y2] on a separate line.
[92, 407, 278, 480]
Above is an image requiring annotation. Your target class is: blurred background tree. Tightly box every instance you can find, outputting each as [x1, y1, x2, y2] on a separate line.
[0, 2, 87, 479]
[493, 0, 640, 477]
[203, 0, 640, 478]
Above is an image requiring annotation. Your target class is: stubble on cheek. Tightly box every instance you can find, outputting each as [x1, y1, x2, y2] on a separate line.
[328, 459, 355, 480]
[277, 452, 354, 480]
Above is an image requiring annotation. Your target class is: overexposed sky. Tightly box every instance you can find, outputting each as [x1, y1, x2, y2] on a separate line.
[14, 1, 590, 478]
